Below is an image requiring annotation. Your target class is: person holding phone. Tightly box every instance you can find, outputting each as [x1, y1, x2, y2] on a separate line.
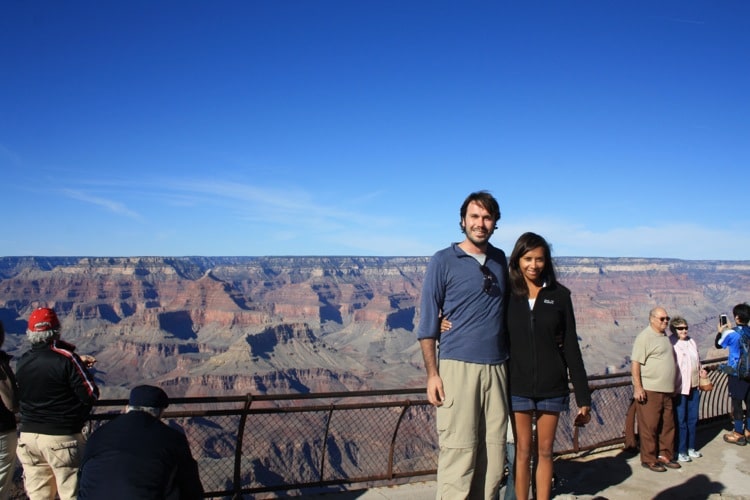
[505, 232, 590, 500]
[715, 303, 750, 445]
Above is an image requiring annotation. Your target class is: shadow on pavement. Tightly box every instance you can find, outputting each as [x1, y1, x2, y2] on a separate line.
[553, 450, 632, 496]
[652, 474, 725, 499]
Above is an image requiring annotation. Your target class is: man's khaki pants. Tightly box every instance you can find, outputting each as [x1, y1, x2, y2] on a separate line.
[0, 430, 17, 500]
[436, 359, 508, 500]
[17, 432, 85, 500]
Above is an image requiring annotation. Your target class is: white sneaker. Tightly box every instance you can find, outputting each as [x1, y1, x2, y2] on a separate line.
[677, 453, 691, 462]
[688, 449, 702, 458]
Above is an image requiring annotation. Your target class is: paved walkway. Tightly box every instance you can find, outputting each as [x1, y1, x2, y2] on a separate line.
[306, 421, 750, 499]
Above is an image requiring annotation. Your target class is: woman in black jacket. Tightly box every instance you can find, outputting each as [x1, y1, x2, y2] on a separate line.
[507, 232, 590, 500]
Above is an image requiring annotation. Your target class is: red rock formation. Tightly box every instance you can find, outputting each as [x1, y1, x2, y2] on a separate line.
[1, 256, 747, 396]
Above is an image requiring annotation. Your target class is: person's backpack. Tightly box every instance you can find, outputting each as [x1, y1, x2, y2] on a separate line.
[719, 326, 750, 381]
[736, 328, 750, 382]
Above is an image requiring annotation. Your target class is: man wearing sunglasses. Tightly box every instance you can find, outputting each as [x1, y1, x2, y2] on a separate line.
[631, 307, 679, 473]
[417, 190, 510, 499]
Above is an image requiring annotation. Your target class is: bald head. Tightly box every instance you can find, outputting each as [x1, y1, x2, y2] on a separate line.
[649, 307, 670, 334]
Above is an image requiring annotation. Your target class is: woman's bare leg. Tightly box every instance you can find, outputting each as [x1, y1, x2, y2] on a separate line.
[534, 411, 560, 500]
[512, 411, 533, 500]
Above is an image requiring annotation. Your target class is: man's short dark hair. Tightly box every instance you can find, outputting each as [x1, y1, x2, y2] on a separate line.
[459, 191, 501, 233]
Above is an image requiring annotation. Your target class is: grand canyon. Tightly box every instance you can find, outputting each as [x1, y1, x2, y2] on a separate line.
[1, 256, 748, 399]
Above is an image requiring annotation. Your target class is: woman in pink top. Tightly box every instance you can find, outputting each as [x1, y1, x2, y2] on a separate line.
[670, 316, 706, 462]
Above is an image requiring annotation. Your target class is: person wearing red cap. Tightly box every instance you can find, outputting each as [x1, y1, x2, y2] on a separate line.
[15, 307, 100, 500]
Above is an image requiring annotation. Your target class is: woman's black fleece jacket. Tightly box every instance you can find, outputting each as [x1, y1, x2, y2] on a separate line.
[507, 282, 591, 407]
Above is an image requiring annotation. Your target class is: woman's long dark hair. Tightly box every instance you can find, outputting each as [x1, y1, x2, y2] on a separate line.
[508, 232, 557, 297]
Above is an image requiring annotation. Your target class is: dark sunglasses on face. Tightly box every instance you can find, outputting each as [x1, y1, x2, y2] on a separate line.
[656, 317, 670, 322]
[675, 326, 688, 331]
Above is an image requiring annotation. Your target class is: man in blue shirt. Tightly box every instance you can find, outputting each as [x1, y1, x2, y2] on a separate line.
[417, 190, 509, 499]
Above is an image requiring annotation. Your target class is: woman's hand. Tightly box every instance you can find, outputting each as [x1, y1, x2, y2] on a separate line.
[439, 315, 452, 333]
[574, 406, 591, 426]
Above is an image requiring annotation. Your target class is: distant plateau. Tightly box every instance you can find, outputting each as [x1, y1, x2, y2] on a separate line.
[0, 256, 746, 399]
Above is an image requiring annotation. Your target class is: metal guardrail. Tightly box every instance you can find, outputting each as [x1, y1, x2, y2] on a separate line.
[559, 357, 730, 455]
[87, 389, 437, 498]
[77, 357, 732, 499]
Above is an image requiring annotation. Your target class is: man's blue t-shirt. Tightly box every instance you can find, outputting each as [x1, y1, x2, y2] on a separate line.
[417, 242, 509, 364]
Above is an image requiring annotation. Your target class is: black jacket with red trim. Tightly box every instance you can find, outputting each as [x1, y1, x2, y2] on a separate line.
[16, 339, 100, 435]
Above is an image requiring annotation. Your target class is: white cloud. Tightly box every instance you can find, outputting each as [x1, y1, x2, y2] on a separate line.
[62, 189, 142, 220]
[170, 179, 396, 230]
[49, 177, 750, 260]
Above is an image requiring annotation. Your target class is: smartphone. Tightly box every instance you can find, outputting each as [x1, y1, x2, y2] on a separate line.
[720, 314, 728, 326]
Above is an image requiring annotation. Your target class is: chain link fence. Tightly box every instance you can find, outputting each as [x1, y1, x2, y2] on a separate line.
[85, 390, 438, 498]
[9, 359, 731, 499]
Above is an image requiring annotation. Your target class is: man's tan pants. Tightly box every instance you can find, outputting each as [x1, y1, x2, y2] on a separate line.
[436, 359, 508, 500]
[17, 432, 85, 500]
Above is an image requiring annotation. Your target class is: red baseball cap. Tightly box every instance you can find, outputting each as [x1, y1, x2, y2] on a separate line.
[27, 307, 61, 332]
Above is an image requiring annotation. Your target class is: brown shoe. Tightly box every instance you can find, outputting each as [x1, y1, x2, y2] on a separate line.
[724, 431, 747, 446]
[657, 456, 682, 469]
[642, 462, 667, 472]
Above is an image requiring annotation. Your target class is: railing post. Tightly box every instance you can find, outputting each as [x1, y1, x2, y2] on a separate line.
[389, 402, 411, 478]
[233, 393, 254, 500]
[319, 405, 335, 484]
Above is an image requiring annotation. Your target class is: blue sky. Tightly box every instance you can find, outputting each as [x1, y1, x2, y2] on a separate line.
[1, 1, 748, 260]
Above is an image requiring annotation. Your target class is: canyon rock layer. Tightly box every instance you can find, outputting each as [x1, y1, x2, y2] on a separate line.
[1, 256, 747, 399]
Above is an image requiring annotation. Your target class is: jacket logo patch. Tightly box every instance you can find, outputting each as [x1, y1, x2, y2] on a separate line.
[544, 299, 554, 304]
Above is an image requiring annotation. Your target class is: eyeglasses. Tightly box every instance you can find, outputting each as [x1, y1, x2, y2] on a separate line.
[655, 316, 670, 322]
[675, 326, 688, 331]
[480, 265, 493, 293]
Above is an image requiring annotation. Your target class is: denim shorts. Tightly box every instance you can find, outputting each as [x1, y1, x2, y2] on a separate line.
[511, 394, 570, 413]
